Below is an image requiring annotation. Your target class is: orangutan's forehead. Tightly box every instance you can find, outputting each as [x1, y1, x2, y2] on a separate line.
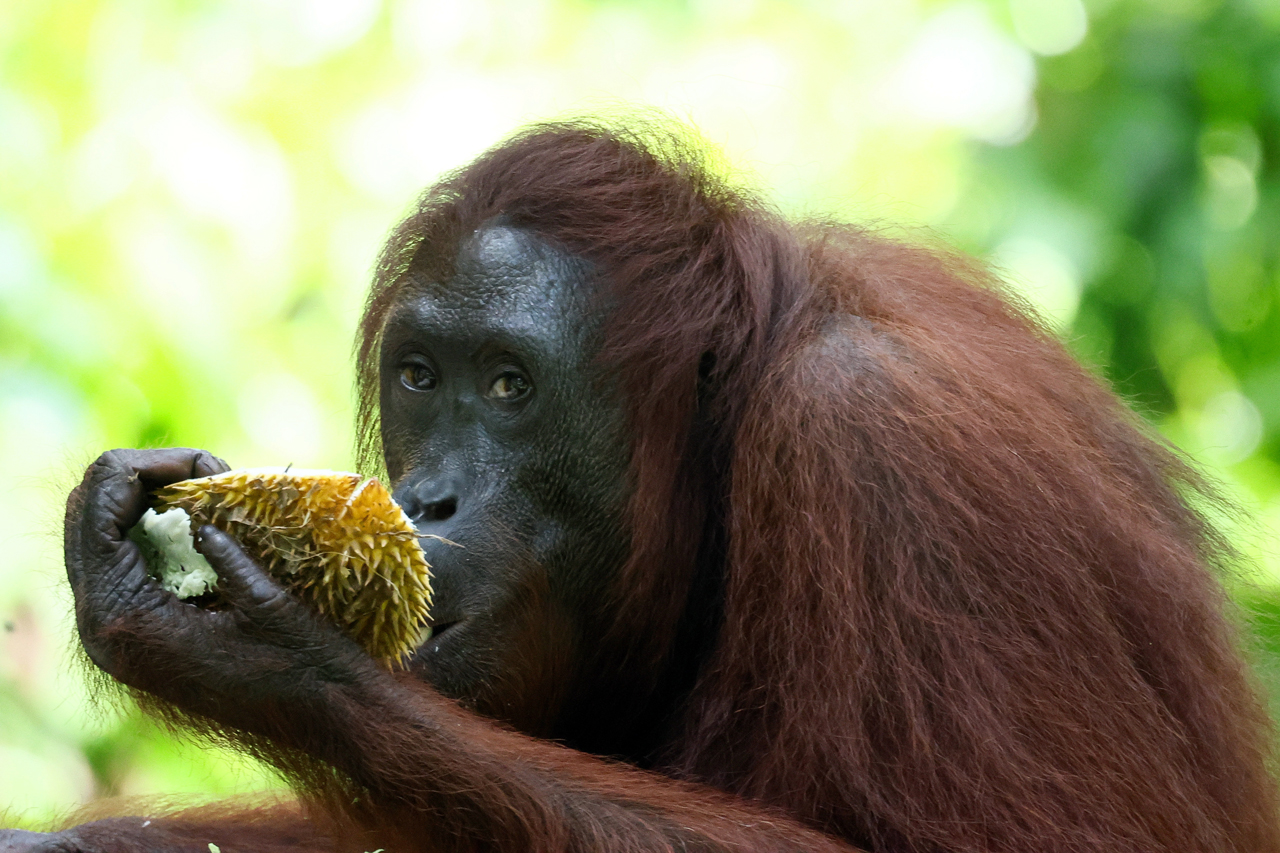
[387, 225, 603, 357]
[412, 226, 589, 319]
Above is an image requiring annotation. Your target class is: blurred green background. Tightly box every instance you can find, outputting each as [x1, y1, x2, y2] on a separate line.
[2, 0, 1279, 828]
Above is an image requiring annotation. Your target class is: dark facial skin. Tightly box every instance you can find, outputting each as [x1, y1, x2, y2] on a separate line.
[28, 225, 757, 853]
[53, 226, 633, 749]
[381, 225, 632, 734]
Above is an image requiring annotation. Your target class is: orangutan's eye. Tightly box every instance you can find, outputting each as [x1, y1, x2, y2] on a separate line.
[488, 371, 531, 401]
[400, 363, 437, 391]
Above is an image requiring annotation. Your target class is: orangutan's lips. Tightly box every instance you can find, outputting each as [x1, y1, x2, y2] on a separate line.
[414, 619, 460, 649]
[427, 621, 460, 641]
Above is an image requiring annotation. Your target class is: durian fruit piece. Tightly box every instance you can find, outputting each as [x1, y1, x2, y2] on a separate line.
[150, 468, 432, 668]
[131, 506, 219, 599]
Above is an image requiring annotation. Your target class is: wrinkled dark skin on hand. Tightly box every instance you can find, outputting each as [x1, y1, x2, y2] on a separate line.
[63, 448, 381, 738]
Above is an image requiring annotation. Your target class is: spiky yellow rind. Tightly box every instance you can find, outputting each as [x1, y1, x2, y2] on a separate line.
[153, 469, 432, 668]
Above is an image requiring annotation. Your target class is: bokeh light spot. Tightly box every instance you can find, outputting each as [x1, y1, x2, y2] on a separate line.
[888, 3, 1036, 144]
[991, 236, 1083, 331]
[1009, 0, 1089, 56]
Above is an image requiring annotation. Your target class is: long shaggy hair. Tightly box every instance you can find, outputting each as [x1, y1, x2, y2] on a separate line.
[357, 119, 1280, 852]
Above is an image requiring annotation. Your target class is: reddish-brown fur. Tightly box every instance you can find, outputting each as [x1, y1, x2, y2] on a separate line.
[355, 120, 1280, 851]
[39, 119, 1279, 852]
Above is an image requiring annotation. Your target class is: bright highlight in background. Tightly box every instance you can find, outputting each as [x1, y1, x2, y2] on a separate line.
[1009, 0, 1088, 56]
[890, 4, 1037, 144]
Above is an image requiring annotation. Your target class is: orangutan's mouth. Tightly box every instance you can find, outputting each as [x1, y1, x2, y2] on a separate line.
[427, 620, 461, 642]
